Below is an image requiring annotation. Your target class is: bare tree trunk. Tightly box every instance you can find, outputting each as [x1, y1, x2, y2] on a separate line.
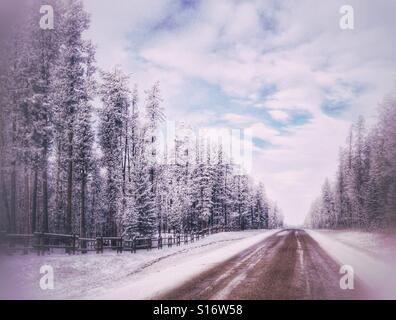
[90, 189, 96, 237]
[24, 167, 30, 233]
[66, 130, 73, 234]
[42, 142, 49, 233]
[9, 118, 16, 233]
[55, 139, 62, 233]
[121, 120, 129, 234]
[31, 168, 38, 233]
[0, 170, 10, 231]
[10, 168, 16, 233]
[0, 91, 9, 231]
[122, 119, 128, 194]
[80, 171, 86, 253]
[42, 168, 48, 233]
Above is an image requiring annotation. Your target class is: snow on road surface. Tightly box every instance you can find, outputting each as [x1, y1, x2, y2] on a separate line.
[94, 229, 278, 299]
[2, 229, 395, 300]
[160, 229, 367, 300]
[307, 229, 396, 299]
[0, 230, 277, 300]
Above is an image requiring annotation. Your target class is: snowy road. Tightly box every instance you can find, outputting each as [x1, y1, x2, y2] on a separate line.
[2, 228, 395, 299]
[158, 229, 368, 300]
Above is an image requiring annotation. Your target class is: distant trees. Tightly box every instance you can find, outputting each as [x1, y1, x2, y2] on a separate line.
[268, 202, 283, 229]
[0, 0, 283, 238]
[117, 110, 284, 237]
[306, 98, 396, 230]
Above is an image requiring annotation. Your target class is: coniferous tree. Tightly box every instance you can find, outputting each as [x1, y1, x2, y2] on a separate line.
[52, 0, 92, 234]
[98, 68, 130, 236]
[144, 81, 165, 234]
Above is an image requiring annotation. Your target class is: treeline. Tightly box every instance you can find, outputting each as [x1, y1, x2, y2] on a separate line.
[0, 0, 283, 238]
[305, 98, 396, 230]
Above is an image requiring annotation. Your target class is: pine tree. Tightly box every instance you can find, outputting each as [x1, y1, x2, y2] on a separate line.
[232, 174, 250, 230]
[52, 0, 91, 234]
[98, 68, 130, 236]
[351, 117, 370, 227]
[74, 68, 95, 244]
[321, 179, 336, 228]
[127, 141, 156, 237]
[144, 81, 165, 234]
[254, 183, 269, 229]
[269, 202, 283, 229]
[334, 148, 349, 228]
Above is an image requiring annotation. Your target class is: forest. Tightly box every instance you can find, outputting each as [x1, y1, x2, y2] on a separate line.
[305, 97, 396, 230]
[0, 0, 283, 239]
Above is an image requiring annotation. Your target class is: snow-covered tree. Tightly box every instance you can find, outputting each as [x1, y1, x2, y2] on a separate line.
[98, 68, 130, 236]
[268, 202, 284, 229]
[144, 81, 165, 233]
[232, 174, 250, 230]
[124, 139, 156, 237]
[253, 183, 269, 229]
[74, 43, 95, 241]
[52, 0, 92, 234]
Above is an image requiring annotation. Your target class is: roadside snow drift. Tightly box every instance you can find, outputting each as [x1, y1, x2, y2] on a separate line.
[0, 230, 277, 300]
[307, 229, 396, 299]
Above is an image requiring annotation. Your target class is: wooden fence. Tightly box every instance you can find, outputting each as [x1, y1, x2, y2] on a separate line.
[0, 226, 238, 256]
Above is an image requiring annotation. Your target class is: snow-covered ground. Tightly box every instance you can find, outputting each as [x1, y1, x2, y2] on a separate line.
[0, 230, 277, 300]
[307, 229, 396, 299]
[2, 229, 394, 300]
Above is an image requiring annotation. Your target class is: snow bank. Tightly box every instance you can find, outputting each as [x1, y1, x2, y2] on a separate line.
[306, 229, 396, 299]
[0, 230, 277, 300]
[92, 229, 278, 299]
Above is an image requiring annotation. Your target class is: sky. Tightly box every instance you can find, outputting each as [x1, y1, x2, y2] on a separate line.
[84, 0, 396, 225]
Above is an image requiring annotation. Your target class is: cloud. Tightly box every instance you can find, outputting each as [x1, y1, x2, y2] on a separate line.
[222, 113, 257, 125]
[268, 110, 289, 122]
[248, 123, 279, 142]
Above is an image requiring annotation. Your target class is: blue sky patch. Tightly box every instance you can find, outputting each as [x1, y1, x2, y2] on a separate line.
[321, 99, 350, 116]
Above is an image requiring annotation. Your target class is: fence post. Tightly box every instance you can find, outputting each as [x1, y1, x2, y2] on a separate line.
[72, 234, 76, 255]
[118, 237, 123, 254]
[96, 236, 103, 254]
[34, 232, 40, 256]
[0, 231, 5, 254]
[158, 236, 162, 249]
[40, 233, 45, 256]
[23, 236, 29, 255]
[81, 237, 87, 255]
[132, 237, 136, 253]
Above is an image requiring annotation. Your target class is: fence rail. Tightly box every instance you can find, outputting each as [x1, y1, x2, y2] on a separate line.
[0, 226, 239, 255]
